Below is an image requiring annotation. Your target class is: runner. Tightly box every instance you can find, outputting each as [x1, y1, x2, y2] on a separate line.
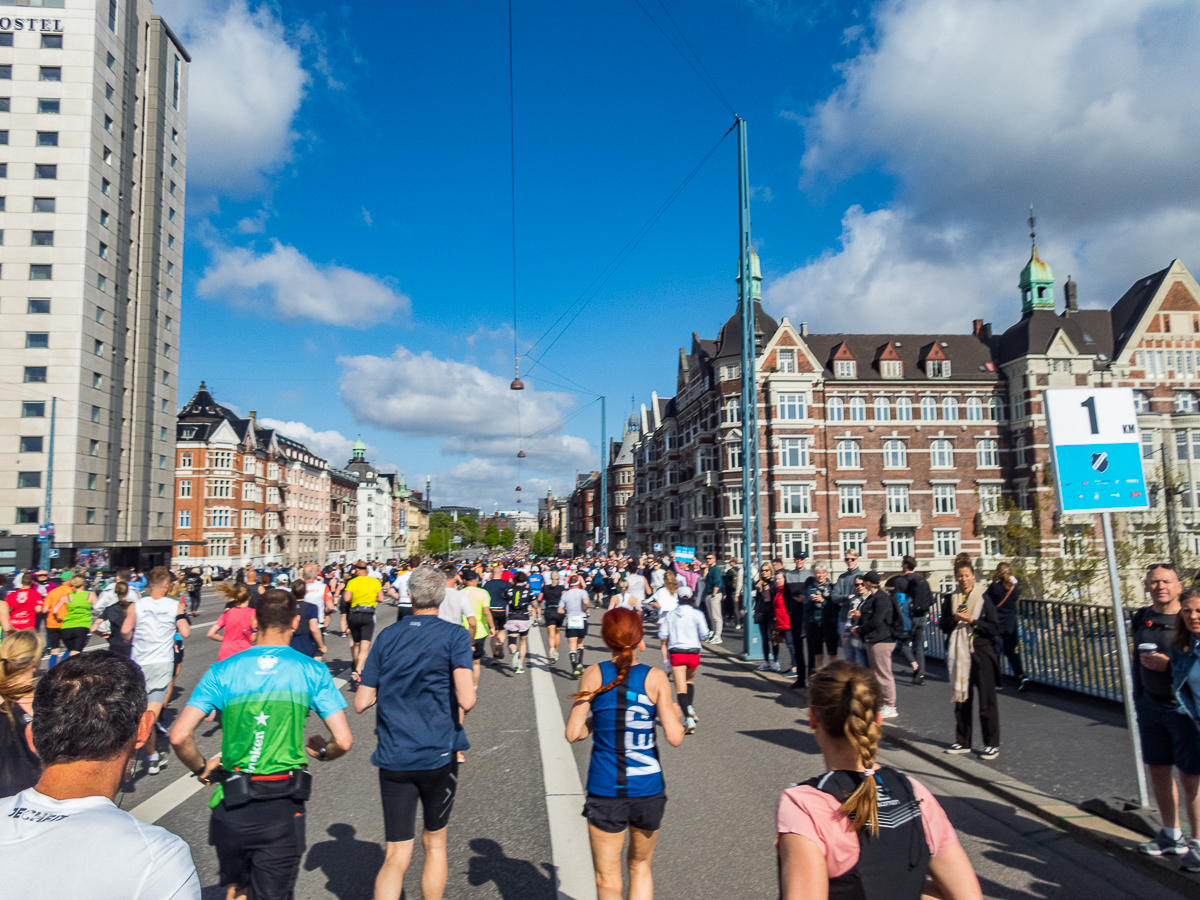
[608, 579, 639, 613]
[459, 569, 495, 689]
[0, 573, 42, 637]
[776, 660, 981, 900]
[561, 576, 591, 678]
[57, 575, 95, 656]
[289, 579, 326, 659]
[185, 567, 204, 617]
[542, 570, 566, 663]
[170, 589, 352, 900]
[500, 572, 534, 674]
[208, 582, 257, 660]
[650, 571, 684, 674]
[343, 561, 384, 684]
[41, 576, 73, 666]
[437, 562, 478, 641]
[658, 592, 713, 734]
[353, 565, 475, 900]
[394, 556, 419, 623]
[94, 582, 133, 656]
[483, 565, 509, 663]
[122, 566, 189, 775]
[565, 607, 684, 900]
[302, 563, 334, 632]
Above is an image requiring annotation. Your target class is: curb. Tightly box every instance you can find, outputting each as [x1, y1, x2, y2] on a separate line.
[701, 640, 1200, 896]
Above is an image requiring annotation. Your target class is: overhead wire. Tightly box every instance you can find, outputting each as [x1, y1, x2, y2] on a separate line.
[632, 0, 735, 115]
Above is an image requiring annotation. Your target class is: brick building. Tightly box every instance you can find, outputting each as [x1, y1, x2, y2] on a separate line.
[606, 416, 638, 552]
[277, 435, 329, 567]
[327, 466, 358, 562]
[626, 248, 1200, 594]
[568, 471, 600, 555]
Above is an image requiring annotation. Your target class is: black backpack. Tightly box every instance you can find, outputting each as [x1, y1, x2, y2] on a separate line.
[906, 575, 934, 615]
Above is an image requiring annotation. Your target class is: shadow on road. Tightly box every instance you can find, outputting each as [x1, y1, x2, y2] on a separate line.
[737, 727, 820, 755]
[466, 837, 556, 900]
[305, 823, 384, 899]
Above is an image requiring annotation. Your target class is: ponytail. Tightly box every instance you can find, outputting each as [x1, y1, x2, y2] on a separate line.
[570, 607, 643, 703]
[215, 581, 251, 606]
[808, 660, 884, 834]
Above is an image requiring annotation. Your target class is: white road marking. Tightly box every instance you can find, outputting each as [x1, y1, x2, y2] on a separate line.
[527, 626, 597, 900]
[128, 673, 349, 824]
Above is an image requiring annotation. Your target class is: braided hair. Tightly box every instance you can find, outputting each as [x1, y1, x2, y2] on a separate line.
[808, 660, 884, 834]
[570, 607, 643, 703]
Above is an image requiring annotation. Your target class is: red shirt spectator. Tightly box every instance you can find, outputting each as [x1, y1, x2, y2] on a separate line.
[4, 581, 42, 631]
[773, 586, 791, 631]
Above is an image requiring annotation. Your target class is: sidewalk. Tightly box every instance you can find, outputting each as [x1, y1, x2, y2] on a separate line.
[715, 623, 1140, 805]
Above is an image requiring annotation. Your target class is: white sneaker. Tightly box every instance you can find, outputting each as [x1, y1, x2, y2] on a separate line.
[709, 636, 723, 645]
[147, 756, 166, 776]
[881, 706, 899, 719]
[756, 661, 770, 671]
[770, 662, 781, 672]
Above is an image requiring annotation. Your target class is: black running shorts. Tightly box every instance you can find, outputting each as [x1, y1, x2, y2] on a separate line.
[60, 627, 90, 653]
[473, 638, 485, 660]
[44, 627, 62, 650]
[544, 609, 565, 627]
[209, 796, 306, 900]
[379, 761, 459, 842]
[582, 792, 667, 834]
[490, 609, 506, 630]
[348, 609, 376, 643]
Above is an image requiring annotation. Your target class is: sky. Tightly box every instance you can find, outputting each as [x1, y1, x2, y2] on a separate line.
[163, 0, 1200, 512]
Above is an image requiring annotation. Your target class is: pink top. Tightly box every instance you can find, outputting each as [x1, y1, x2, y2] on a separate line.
[215, 606, 257, 660]
[776, 771, 958, 877]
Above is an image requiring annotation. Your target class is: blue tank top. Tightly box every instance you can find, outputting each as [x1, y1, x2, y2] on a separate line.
[585, 662, 664, 797]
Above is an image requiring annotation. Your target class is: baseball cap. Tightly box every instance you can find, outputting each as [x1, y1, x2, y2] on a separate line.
[863, 571, 881, 585]
[794, 552, 808, 561]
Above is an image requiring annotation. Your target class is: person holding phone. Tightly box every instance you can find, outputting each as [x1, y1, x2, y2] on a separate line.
[1132, 563, 1200, 860]
[940, 554, 1001, 760]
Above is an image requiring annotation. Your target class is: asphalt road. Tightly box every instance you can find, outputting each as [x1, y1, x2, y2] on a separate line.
[103, 589, 1194, 899]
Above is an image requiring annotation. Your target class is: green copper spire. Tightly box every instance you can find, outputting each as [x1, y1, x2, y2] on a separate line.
[1020, 208, 1054, 312]
[351, 437, 366, 460]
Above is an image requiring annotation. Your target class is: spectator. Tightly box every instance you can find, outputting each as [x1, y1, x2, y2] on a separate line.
[986, 562, 1028, 691]
[1134, 563, 1200, 860]
[754, 563, 780, 672]
[804, 565, 838, 674]
[1168, 586, 1200, 871]
[783, 554, 811, 687]
[1, 652, 201, 897]
[854, 571, 899, 719]
[889, 556, 932, 686]
[941, 554, 1000, 760]
[702, 553, 724, 645]
[832, 551, 864, 666]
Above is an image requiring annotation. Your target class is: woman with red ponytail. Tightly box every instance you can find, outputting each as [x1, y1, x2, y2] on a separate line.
[566, 607, 684, 900]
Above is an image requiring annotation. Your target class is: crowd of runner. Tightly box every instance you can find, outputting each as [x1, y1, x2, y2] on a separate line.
[1, 549, 1199, 898]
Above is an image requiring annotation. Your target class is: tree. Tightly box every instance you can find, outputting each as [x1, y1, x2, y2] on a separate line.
[531, 529, 556, 556]
[499, 528, 515, 548]
[423, 528, 452, 555]
[484, 522, 500, 548]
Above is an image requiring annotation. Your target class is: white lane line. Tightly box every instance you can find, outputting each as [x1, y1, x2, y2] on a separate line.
[527, 626, 597, 900]
[129, 673, 350, 825]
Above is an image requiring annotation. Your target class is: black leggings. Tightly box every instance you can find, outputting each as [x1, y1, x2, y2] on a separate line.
[379, 761, 459, 842]
[759, 623, 777, 661]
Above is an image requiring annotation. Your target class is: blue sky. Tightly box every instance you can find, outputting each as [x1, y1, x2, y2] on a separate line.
[162, 0, 1200, 509]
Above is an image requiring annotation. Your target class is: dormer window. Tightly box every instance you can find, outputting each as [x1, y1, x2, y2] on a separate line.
[777, 349, 796, 373]
[834, 360, 856, 379]
[927, 360, 951, 378]
[881, 360, 903, 378]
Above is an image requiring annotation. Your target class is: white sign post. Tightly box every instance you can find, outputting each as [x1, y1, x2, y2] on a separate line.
[1045, 387, 1149, 808]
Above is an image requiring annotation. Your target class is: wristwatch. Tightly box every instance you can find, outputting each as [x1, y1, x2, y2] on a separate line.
[192, 758, 208, 777]
[318, 744, 330, 761]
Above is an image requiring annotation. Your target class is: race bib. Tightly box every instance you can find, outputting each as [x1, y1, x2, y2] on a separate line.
[567, 614, 586, 630]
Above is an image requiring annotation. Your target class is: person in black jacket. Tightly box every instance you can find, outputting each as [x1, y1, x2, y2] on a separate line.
[985, 562, 1028, 690]
[941, 553, 1002, 760]
[889, 556, 932, 685]
[853, 571, 899, 718]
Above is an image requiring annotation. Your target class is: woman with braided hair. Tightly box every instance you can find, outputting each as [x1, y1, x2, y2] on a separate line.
[777, 660, 981, 900]
[566, 607, 684, 900]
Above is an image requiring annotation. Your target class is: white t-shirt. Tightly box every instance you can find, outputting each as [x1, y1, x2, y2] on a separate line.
[304, 579, 330, 626]
[626, 573, 648, 600]
[131, 594, 179, 666]
[395, 571, 412, 607]
[437, 587, 475, 627]
[0, 789, 200, 899]
[651, 587, 681, 616]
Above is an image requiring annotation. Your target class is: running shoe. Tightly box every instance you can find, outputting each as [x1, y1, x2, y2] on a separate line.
[912, 672, 925, 686]
[1179, 839, 1200, 871]
[155, 720, 169, 735]
[684, 716, 697, 735]
[514, 665, 524, 675]
[1140, 830, 1189, 856]
[944, 743, 970, 755]
[881, 706, 899, 719]
[770, 662, 781, 672]
[456, 751, 467, 763]
[979, 746, 1000, 760]
[551, 651, 559, 662]
[687, 705, 698, 722]
[663, 661, 672, 674]
[572, 664, 583, 679]
[1018, 676, 1031, 692]
[147, 756, 167, 775]
[709, 636, 723, 645]
[756, 661, 771, 671]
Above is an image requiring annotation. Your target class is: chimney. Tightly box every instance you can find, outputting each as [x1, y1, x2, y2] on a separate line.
[972, 319, 983, 336]
[1064, 278, 1078, 312]
[248, 410, 257, 431]
[800, 322, 808, 337]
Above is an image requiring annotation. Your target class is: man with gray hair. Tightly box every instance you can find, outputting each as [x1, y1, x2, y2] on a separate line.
[354, 565, 475, 900]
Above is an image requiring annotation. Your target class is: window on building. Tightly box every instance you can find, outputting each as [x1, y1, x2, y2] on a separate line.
[106, 83, 114, 101]
[777, 349, 796, 373]
[1176, 392, 1198, 414]
[834, 359, 857, 379]
[30, 265, 52, 281]
[990, 396, 1006, 421]
[33, 197, 54, 213]
[886, 484, 910, 512]
[1178, 431, 1190, 462]
[978, 483, 1002, 513]
[169, 207, 176, 222]
[837, 440, 861, 468]
[874, 397, 890, 420]
[778, 394, 804, 420]
[1133, 391, 1149, 414]
[16, 508, 38, 524]
[896, 397, 913, 421]
[778, 437, 809, 467]
[179, 479, 192, 498]
[88, 440, 99, 457]
[17, 472, 41, 489]
[0, 33, 10, 47]
[101, 178, 110, 195]
[724, 398, 742, 423]
[839, 485, 863, 515]
[23, 366, 46, 383]
[881, 359, 903, 379]
[178, 509, 190, 528]
[920, 396, 937, 420]
[942, 397, 959, 420]
[31, 231, 53, 246]
[1015, 436, 1027, 466]
[87, 473, 97, 490]
[849, 397, 866, 421]
[927, 359, 952, 378]
[883, 440, 907, 468]
[933, 484, 957, 514]
[935, 529, 960, 557]
[1142, 432, 1155, 459]
[782, 484, 811, 514]
[976, 439, 999, 467]
[92, 373, 102, 389]
[39, 67, 61, 83]
[966, 397, 983, 420]
[25, 332, 48, 349]
[930, 439, 954, 468]
[21, 402, 44, 418]
[36, 131, 57, 147]
[840, 530, 866, 556]
[888, 530, 914, 559]
[827, 396, 844, 421]
[40, 33, 63, 49]
[90, 405, 100, 423]
[34, 165, 56, 180]
[728, 442, 743, 469]
[726, 488, 743, 517]
[97, 275, 107, 293]
[100, 209, 109, 227]
[172, 55, 181, 109]
[19, 436, 43, 453]
[93, 340, 103, 357]
[207, 508, 233, 528]
[37, 98, 59, 114]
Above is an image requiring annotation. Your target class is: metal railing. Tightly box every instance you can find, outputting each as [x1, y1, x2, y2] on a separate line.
[921, 596, 1134, 702]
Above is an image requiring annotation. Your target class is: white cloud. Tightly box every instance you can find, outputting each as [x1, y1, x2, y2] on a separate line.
[425, 459, 558, 513]
[337, 346, 596, 470]
[156, 0, 308, 193]
[257, 418, 377, 466]
[769, 0, 1200, 328]
[197, 240, 410, 326]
